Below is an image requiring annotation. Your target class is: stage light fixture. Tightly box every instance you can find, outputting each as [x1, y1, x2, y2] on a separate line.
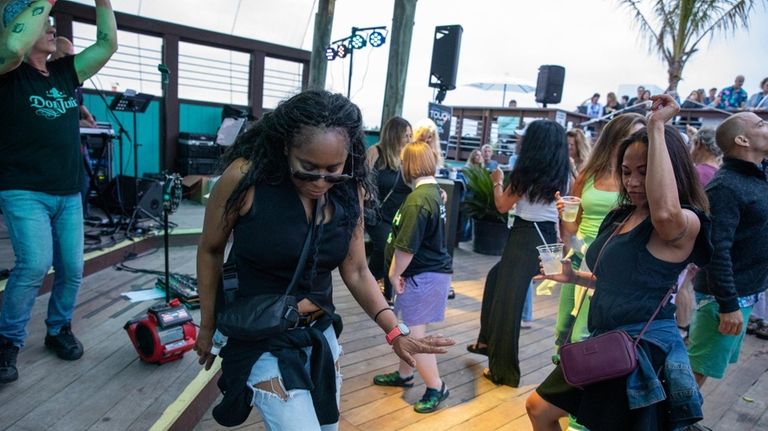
[350, 34, 367, 49]
[336, 43, 348, 58]
[325, 46, 337, 61]
[368, 31, 385, 47]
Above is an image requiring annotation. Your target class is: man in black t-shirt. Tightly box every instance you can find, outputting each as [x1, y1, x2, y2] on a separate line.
[0, 0, 117, 384]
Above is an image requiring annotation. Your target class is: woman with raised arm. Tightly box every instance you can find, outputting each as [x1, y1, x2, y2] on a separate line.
[194, 91, 453, 430]
[526, 95, 712, 430]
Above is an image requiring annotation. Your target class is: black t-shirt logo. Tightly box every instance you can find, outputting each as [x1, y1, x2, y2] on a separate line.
[28, 87, 78, 120]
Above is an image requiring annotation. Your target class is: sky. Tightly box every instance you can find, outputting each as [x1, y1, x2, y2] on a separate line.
[71, 0, 768, 130]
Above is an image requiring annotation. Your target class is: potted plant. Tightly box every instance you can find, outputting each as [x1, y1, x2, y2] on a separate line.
[461, 165, 509, 255]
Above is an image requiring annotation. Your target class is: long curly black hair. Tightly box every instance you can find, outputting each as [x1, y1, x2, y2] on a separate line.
[507, 120, 570, 204]
[219, 90, 373, 234]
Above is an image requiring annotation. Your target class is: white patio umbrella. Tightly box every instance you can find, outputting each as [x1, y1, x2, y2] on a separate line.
[464, 73, 536, 106]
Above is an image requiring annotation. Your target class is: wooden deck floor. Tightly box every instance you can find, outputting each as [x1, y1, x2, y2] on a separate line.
[1, 222, 767, 430]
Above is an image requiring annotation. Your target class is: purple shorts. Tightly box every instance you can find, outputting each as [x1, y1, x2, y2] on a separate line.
[394, 272, 451, 326]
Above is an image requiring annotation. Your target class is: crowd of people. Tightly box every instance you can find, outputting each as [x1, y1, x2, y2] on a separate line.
[582, 75, 768, 120]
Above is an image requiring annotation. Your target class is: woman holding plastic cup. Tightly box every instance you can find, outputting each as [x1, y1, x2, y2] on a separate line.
[465, 120, 570, 386]
[527, 95, 712, 430]
[552, 114, 646, 431]
[554, 115, 647, 342]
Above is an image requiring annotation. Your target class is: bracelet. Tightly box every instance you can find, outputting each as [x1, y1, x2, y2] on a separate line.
[493, 182, 503, 188]
[373, 306, 394, 323]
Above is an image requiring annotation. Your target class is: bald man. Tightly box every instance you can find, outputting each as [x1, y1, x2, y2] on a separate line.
[687, 112, 768, 389]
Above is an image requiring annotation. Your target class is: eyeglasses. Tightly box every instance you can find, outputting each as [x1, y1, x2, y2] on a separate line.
[290, 168, 353, 184]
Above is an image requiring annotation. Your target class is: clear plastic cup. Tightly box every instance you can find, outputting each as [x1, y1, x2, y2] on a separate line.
[536, 243, 564, 275]
[561, 196, 581, 222]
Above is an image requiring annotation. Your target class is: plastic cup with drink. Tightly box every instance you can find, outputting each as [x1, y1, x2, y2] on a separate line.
[536, 243, 564, 275]
[560, 196, 581, 222]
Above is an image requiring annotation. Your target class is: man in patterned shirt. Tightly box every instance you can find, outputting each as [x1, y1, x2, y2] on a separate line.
[715, 75, 748, 110]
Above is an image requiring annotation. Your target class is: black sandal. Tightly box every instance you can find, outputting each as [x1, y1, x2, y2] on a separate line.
[466, 343, 488, 356]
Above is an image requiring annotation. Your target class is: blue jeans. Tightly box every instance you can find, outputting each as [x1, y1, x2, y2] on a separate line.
[0, 190, 83, 346]
[522, 281, 533, 322]
[247, 326, 342, 431]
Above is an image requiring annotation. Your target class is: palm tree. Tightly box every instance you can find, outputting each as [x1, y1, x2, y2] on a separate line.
[619, 0, 765, 91]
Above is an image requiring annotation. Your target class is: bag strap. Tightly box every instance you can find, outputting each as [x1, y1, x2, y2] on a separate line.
[284, 197, 322, 297]
[222, 196, 320, 305]
[632, 286, 675, 347]
[380, 177, 398, 206]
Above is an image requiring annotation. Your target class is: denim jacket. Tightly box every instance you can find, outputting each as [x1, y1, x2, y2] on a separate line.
[610, 320, 703, 428]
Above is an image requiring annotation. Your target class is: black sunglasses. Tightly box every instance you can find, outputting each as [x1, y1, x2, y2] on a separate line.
[290, 168, 353, 184]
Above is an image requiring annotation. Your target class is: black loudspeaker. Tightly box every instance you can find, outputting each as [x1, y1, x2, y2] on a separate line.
[429, 25, 463, 90]
[105, 175, 163, 218]
[535, 65, 566, 104]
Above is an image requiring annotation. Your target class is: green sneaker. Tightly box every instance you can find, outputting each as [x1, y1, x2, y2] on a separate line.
[414, 382, 449, 413]
[567, 414, 589, 430]
[373, 371, 414, 387]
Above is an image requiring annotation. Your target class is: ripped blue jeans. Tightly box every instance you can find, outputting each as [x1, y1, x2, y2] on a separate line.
[246, 326, 342, 431]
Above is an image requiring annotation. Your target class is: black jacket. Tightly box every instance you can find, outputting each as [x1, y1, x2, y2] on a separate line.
[694, 158, 768, 312]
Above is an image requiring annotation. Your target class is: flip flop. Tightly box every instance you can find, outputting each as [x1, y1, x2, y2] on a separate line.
[466, 343, 488, 356]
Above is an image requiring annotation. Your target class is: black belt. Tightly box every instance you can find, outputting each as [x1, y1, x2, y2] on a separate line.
[292, 310, 325, 329]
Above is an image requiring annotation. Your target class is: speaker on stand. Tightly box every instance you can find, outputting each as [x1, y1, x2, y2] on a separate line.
[535, 65, 566, 107]
[428, 25, 463, 104]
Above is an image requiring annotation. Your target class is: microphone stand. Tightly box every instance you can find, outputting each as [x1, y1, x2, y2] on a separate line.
[87, 80, 136, 230]
[88, 79, 134, 177]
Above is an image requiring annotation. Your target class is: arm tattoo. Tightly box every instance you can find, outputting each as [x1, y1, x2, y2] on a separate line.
[32, 6, 44, 16]
[97, 31, 109, 43]
[12, 23, 25, 33]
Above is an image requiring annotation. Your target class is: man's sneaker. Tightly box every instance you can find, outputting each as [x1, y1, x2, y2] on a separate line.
[414, 382, 449, 413]
[0, 337, 19, 383]
[45, 325, 83, 360]
[373, 371, 414, 387]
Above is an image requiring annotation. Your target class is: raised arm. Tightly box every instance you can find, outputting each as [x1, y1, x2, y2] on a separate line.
[73, 0, 116, 83]
[645, 94, 700, 246]
[0, 0, 53, 74]
[491, 167, 522, 213]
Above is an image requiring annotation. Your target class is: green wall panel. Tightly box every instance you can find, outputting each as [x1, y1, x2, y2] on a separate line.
[179, 103, 223, 136]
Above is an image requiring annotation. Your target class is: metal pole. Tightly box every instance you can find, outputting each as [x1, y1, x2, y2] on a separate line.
[346, 27, 357, 99]
[164, 208, 170, 304]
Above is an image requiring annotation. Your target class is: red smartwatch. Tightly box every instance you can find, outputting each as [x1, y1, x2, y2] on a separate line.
[385, 323, 411, 345]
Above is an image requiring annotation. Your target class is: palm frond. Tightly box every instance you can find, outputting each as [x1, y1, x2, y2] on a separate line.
[687, 0, 757, 51]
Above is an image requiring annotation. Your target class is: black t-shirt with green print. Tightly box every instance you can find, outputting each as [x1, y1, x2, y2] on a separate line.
[386, 182, 452, 277]
[0, 56, 83, 195]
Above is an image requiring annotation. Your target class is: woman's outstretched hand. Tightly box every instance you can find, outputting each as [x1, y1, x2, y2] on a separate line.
[392, 334, 455, 367]
[648, 94, 680, 124]
[533, 257, 576, 284]
[555, 191, 564, 217]
[194, 326, 216, 371]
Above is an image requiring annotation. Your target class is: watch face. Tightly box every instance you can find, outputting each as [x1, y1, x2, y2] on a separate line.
[398, 323, 410, 336]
